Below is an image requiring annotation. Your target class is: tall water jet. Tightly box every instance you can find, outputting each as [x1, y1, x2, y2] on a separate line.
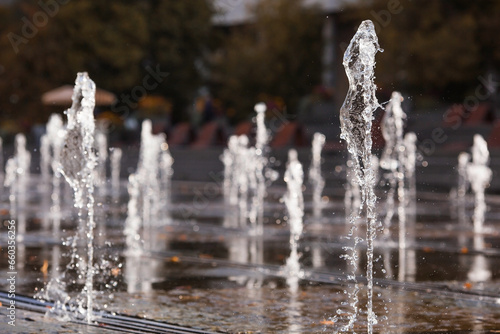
[467, 134, 491, 233]
[95, 132, 108, 195]
[40, 135, 51, 187]
[309, 132, 326, 216]
[251, 102, 274, 235]
[236, 135, 250, 225]
[222, 135, 240, 205]
[124, 173, 142, 254]
[283, 149, 305, 291]
[337, 20, 382, 333]
[110, 147, 122, 202]
[403, 132, 417, 206]
[40, 135, 51, 231]
[46, 113, 65, 236]
[222, 105, 276, 234]
[455, 151, 471, 253]
[0, 137, 3, 187]
[5, 134, 31, 241]
[135, 119, 167, 248]
[380, 92, 406, 245]
[457, 152, 470, 200]
[55, 72, 97, 323]
[160, 146, 174, 218]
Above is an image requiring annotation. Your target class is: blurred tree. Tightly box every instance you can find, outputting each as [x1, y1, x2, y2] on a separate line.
[0, 0, 214, 128]
[212, 0, 323, 123]
[341, 0, 500, 103]
[143, 0, 214, 123]
[0, 0, 148, 128]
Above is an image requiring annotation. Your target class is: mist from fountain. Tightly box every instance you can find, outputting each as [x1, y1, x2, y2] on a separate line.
[283, 149, 305, 292]
[467, 134, 491, 233]
[336, 20, 382, 333]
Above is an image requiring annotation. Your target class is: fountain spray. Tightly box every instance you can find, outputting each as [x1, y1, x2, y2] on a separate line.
[46, 113, 66, 235]
[110, 147, 122, 202]
[337, 20, 382, 333]
[59, 72, 98, 323]
[283, 149, 305, 292]
[380, 92, 406, 245]
[309, 132, 326, 215]
[467, 134, 491, 233]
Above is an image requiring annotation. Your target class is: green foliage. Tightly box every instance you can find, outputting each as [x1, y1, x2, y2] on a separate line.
[0, 0, 214, 127]
[212, 0, 323, 122]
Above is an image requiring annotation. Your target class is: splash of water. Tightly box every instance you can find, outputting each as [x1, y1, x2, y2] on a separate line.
[48, 72, 97, 323]
[467, 134, 491, 233]
[309, 133, 326, 212]
[337, 20, 382, 333]
[283, 149, 304, 292]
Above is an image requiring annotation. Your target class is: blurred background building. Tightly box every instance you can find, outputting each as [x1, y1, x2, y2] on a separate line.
[0, 0, 498, 152]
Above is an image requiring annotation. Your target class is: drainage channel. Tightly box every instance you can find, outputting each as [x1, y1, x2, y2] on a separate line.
[0, 291, 221, 334]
